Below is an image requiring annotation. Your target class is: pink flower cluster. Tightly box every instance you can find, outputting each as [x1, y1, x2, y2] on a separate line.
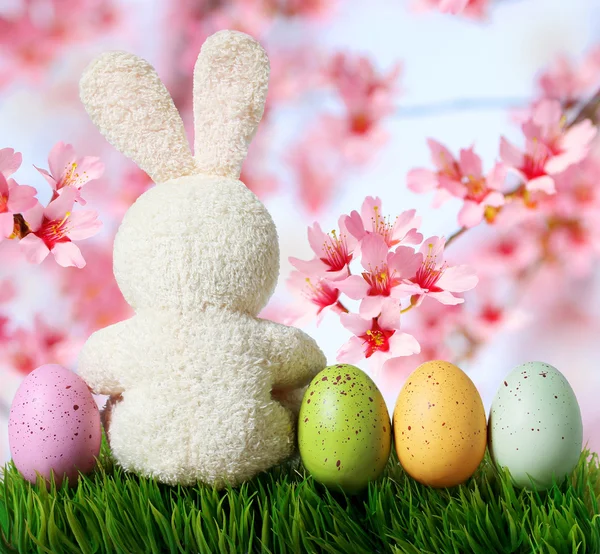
[0, 1, 120, 88]
[0, 143, 103, 268]
[408, 99, 597, 229]
[288, 197, 478, 373]
[413, 0, 489, 20]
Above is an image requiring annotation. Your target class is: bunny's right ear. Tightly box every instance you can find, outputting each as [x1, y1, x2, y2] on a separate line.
[193, 31, 270, 180]
[80, 51, 198, 184]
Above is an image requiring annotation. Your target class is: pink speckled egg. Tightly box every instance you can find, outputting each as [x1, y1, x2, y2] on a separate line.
[8, 364, 102, 486]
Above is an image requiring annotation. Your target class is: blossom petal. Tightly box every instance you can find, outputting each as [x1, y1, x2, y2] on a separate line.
[359, 295, 385, 319]
[526, 175, 556, 194]
[335, 275, 370, 300]
[389, 246, 422, 278]
[22, 202, 44, 232]
[337, 336, 366, 364]
[360, 233, 389, 269]
[387, 331, 421, 356]
[307, 222, 328, 257]
[483, 191, 505, 208]
[77, 156, 105, 181]
[406, 168, 438, 193]
[52, 241, 86, 268]
[486, 162, 507, 191]
[48, 141, 75, 181]
[359, 196, 382, 232]
[427, 138, 456, 170]
[34, 165, 58, 189]
[458, 147, 483, 178]
[0, 212, 14, 238]
[6, 183, 38, 212]
[427, 290, 464, 305]
[457, 200, 485, 228]
[343, 210, 366, 241]
[19, 233, 50, 265]
[289, 256, 328, 276]
[65, 211, 102, 241]
[437, 264, 478, 292]
[377, 299, 402, 330]
[499, 137, 524, 167]
[432, 187, 454, 208]
[0, 148, 22, 177]
[44, 187, 77, 221]
[340, 312, 371, 336]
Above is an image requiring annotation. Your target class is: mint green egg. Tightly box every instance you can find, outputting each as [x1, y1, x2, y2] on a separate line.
[298, 364, 391, 494]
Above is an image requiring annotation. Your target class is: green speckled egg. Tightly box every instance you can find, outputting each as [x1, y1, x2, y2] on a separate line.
[298, 364, 391, 494]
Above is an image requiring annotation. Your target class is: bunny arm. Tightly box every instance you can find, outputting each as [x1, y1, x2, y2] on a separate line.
[256, 319, 327, 390]
[77, 318, 139, 395]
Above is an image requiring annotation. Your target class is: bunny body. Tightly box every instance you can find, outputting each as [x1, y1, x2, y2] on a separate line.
[77, 32, 326, 486]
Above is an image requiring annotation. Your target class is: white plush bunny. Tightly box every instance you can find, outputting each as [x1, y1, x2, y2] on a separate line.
[77, 30, 326, 487]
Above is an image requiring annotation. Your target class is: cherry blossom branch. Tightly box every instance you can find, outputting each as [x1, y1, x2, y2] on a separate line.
[570, 87, 600, 126]
[440, 87, 600, 251]
[445, 227, 468, 247]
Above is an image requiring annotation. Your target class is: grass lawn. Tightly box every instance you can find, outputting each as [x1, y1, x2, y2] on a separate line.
[0, 442, 599, 554]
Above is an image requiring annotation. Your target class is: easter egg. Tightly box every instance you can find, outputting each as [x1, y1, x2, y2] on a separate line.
[393, 361, 487, 488]
[488, 361, 583, 490]
[298, 364, 391, 494]
[8, 364, 102, 486]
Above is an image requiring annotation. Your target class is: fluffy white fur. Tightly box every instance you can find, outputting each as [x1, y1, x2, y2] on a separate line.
[193, 30, 270, 179]
[79, 51, 197, 184]
[77, 31, 327, 487]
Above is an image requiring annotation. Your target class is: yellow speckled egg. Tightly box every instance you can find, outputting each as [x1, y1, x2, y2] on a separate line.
[393, 361, 487, 488]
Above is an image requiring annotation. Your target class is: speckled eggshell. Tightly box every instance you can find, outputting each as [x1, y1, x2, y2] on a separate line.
[298, 364, 391, 494]
[488, 361, 583, 490]
[8, 364, 102, 486]
[393, 361, 487, 488]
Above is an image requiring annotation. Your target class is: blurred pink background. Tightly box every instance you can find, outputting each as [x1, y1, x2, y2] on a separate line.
[1, 0, 600, 464]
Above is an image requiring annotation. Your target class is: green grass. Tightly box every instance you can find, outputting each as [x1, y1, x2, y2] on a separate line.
[0, 443, 599, 554]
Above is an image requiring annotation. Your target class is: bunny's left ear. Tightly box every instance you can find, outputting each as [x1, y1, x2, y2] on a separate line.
[80, 51, 198, 184]
[193, 30, 270, 180]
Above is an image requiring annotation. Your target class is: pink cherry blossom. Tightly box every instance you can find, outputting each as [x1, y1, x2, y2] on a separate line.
[500, 100, 597, 194]
[400, 236, 478, 306]
[35, 142, 104, 204]
[0, 148, 22, 177]
[407, 139, 463, 207]
[413, 0, 488, 19]
[58, 243, 132, 333]
[538, 46, 600, 107]
[2, 315, 78, 375]
[322, 52, 401, 163]
[289, 216, 357, 280]
[452, 154, 507, 228]
[335, 233, 422, 318]
[286, 270, 343, 325]
[0, 278, 15, 304]
[327, 52, 401, 136]
[337, 299, 420, 373]
[19, 189, 101, 268]
[288, 132, 339, 213]
[0, 173, 38, 239]
[344, 196, 423, 248]
[408, 142, 507, 227]
[475, 228, 540, 277]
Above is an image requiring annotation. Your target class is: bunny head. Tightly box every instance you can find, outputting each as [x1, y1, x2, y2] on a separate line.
[79, 31, 279, 315]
